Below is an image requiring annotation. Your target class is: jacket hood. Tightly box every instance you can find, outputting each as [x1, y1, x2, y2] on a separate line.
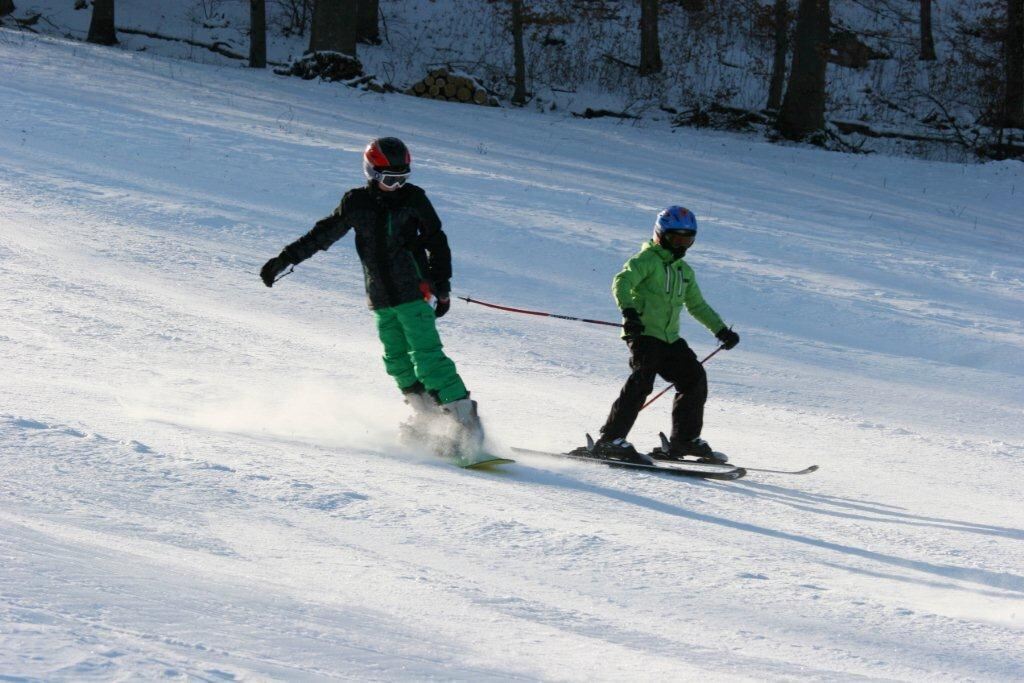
[641, 239, 684, 263]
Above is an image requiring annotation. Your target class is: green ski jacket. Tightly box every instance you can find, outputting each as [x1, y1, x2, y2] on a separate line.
[612, 240, 726, 343]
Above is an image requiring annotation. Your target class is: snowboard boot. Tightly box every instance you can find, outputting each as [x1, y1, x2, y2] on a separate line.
[654, 435, 728, 463]
[399, 383, 441, 445]
[589, 437, 652, 465]
[440, 395, 485, 456]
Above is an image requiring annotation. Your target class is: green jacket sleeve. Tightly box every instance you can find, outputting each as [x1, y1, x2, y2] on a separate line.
[611, 252, 651, 311]
[684, 273, 726, 334]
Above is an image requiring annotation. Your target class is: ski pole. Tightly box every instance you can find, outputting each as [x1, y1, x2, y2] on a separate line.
[273, 266, 295, 283]
[460, 294, 725, 411]
[639, 344, 725, 411]
[458, 295, 622, 328]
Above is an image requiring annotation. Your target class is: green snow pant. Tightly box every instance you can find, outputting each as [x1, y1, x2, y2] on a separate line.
[374, 299, 468, 404]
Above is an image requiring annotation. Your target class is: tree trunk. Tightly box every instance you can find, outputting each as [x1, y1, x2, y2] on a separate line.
[0, 1, 15, 18]
[919, 0, 937, 61]
[777, 0, 830, 140]
[511, 0, 528, 104]
[767, 0, 790, 110]
[249, 0, 267, 68]
[87, 0, 118, 45]
[638, 0, 662, 76]
[1007, 0, 1024, 127]
[309, 0, 358, 56]
[357, 0, 380, 44]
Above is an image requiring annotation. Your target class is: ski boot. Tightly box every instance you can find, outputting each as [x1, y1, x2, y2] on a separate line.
[585, 435, 654, 465]
[651, 433, 728, 463]
[440, 395, 485, 457]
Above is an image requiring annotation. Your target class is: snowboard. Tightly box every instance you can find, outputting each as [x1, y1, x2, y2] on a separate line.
[455, 454, 515, 469]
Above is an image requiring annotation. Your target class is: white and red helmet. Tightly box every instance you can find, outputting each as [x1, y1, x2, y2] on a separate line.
[363, 137, 411, 188]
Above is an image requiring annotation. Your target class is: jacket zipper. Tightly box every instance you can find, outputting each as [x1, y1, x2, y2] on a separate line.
[377, 209, 399, 306]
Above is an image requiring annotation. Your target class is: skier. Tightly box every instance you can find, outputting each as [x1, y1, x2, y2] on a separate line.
[259, 136, 484, 456]
[592, 206, 740, 463]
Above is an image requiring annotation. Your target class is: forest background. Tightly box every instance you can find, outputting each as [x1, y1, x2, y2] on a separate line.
[3, 0, 1023, 162]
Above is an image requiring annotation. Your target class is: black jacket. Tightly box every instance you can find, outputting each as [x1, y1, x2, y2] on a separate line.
[282, 182, 452, 310]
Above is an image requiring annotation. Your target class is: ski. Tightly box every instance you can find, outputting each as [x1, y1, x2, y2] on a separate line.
[730, 464, 818, 475]
[648, 433, 818, 476]
[510, 446, 746, 481]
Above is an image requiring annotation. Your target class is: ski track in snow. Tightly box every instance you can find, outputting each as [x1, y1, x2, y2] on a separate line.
[2, 32, 1023, 681]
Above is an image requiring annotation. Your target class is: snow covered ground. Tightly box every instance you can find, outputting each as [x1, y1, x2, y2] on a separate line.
[2, 31, 1023, 680]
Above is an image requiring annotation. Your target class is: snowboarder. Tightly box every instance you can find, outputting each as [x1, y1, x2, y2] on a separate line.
[593, 206, 740, 462]
[259, 136, 483, 456]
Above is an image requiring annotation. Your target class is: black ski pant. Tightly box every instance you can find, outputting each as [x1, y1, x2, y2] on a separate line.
[600, 335, 707, 444]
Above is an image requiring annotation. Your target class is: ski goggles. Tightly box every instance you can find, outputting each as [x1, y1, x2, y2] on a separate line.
[376, 171, 409, 188]
[661, 230, 696, 248]
[364, 160, 410, 188]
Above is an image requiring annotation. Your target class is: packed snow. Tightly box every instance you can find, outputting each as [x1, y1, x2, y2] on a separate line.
[2, 30, 1023, 680]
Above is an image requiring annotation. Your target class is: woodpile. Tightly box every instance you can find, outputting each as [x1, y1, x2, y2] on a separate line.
[276, 51, 363, 82]
[406, 69, 499, 107]
[274, 52, 398, 93]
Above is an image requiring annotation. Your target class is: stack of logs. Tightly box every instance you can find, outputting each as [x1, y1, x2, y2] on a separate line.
[406, 69, 499, 107]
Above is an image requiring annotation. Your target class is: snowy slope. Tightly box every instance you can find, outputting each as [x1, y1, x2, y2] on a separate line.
[2, 32, 1023, 680]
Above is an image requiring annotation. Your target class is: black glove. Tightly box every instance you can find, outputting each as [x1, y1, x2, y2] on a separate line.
[621, 308, 644, 340]
[716, 326, 740, 350]
[434, 296, 451, 318]
[260, 253, 292, 287]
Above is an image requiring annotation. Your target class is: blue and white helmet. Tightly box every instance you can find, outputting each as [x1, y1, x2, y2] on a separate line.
[654, 205, 698, 237]
[653, 206, 698, 256]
